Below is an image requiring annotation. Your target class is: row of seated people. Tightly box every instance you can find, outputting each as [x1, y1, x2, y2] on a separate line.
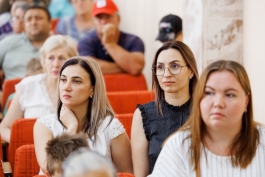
[1, 40, 264, 177]
[0, 56, 149, 176]
[0, 0, 145, 88]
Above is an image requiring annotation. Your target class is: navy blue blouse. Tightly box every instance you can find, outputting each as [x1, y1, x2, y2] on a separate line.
[137, 99, 191, 173]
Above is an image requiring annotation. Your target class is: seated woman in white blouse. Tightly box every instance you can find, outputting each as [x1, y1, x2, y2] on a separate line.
[149, 60, 265, 177]
[0, 35, 78, 143]
[34, 57, 133, 175]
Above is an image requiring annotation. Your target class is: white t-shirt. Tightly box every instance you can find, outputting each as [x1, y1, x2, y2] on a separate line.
[37, 113, 125, 158]
[15, 73, 55, 118]
[149, 124, 265, 177]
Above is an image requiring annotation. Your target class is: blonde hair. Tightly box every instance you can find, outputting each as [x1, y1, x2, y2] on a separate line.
[39, 35, 78, 70]
[57, 57, 114, 142]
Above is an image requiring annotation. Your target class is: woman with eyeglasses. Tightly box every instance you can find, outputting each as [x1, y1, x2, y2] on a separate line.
[131, 41, 199, 177]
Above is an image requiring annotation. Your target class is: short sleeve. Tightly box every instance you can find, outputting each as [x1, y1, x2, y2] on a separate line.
[137, 104, 150, 141]
[15, 80, 26, 111]
[128, 36, 145, 53]
[111, 118, 125, 139]
[37, 114, 54, 131]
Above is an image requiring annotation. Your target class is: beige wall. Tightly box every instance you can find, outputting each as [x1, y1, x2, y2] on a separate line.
[114, 0, 183, 89]
[244, 0, 265, 124]
[113, 0, 265, 124]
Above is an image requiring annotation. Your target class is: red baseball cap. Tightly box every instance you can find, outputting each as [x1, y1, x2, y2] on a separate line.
[92, 0, 119, 17]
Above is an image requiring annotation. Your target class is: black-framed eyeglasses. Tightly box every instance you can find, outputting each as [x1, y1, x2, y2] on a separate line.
[152, 63, 188, 76]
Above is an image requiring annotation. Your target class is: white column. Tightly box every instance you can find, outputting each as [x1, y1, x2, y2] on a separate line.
[244, 0, 265, 124]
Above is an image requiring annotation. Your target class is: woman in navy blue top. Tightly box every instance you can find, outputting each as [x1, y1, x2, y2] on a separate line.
[131, 41, 199, 177]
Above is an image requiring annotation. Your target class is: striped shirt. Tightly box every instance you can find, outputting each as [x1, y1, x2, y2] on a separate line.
[148, 124, 265, 177]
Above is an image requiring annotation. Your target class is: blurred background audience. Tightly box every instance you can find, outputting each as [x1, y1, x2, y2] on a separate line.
[56, 0, 94, 42]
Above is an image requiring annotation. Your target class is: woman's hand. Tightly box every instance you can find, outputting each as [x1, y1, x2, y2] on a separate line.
[60, 105, 78, 134]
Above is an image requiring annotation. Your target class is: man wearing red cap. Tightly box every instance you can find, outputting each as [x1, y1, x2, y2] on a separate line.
[78, 0, 145, 75]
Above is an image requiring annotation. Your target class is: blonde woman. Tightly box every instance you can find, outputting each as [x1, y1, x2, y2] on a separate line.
[0, 35, 78, 143]
[34, 57, 133, 175]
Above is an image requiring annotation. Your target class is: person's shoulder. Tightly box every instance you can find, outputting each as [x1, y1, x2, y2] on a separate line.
[120, 31, 143, 41]
[19, 73, 46, 85]
[37, 113, 58, 130]
[0, 33, 24, 44]
[81, 30, 98, 40]
[78, 30, 98, 46]
[137, 101, 155, 111]
[38, 113, 57, 123]
[166, 128, 191, 146]
[257, 123, 265, 135]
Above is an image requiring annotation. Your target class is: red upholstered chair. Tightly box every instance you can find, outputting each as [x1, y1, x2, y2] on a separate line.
[2, 78, 22, 110]
[107, 90, 154, 114]
[115, 113, 133, 139]
[118, 172, 135, 177]
[14, 144, 39, 177]
[8, 118, 37, 170]
[103, 73, 147, 92]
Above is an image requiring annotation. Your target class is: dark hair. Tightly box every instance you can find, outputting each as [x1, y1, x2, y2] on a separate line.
[46, 133, 88, 175]
[152, 41, 199, 114]
[57, 57, 114, 143]
[24, 3, 51, 21]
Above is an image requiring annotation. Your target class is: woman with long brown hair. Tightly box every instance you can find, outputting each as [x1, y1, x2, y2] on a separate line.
[149, 60, 265, 177]
[131, 41, 199, 177]
[34, 57, 132, 175]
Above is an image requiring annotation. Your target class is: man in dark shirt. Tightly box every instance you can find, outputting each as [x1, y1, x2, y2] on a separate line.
[78, 0, 145, 75]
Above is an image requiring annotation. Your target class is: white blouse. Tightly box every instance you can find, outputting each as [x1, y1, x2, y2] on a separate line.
[15, 73, 55, 118]
[149, 124, 265, 177]
[37, 113, 125, 158]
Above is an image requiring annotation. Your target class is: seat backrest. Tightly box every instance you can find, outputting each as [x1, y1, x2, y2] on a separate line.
[104, 73, 147, 92]
[2, 78, 22, 109]
[107, 91, 154, 114]
[8, 118, 37, 170]
[115, 113, 133, 139]
[118, 172, 135, 177]
[14, 144, 39, 177]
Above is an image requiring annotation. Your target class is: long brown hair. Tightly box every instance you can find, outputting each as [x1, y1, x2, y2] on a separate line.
[57, 57, 114, 143]
[152, 41, 199, 114]
[179, 60, 259, 170]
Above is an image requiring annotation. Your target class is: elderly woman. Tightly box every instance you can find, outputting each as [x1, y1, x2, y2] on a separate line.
[56, 0, 94, 42]
[131, 41, 199, 177]
[0, 35, 78, 143]
[62, 148, 117, 177]
[149, 60, 265, 177]
[34, 57, 133, 175]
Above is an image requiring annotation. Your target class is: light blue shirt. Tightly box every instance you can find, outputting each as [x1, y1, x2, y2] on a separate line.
[48, 0, 75, 19]
[0, 33, 40, 80]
